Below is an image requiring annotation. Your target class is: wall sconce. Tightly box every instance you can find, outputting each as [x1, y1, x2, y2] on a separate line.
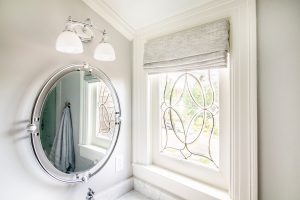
[56, 16, 116, 61]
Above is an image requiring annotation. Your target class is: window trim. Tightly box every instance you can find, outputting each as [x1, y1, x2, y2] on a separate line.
[132, 0, 257, 199]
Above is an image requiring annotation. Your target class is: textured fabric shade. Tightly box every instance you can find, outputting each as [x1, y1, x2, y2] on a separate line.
[143, 19, 230, 73]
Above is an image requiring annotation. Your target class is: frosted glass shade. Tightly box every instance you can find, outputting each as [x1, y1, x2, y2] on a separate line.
[94, 42, 116, 61]
[56, 31, 83, 54]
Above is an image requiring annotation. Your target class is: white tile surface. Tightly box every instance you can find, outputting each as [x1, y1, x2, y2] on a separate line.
[118, 191, 152, 200]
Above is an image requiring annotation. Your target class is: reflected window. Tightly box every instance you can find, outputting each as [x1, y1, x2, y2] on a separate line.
[81, 73, 115, 150]
[96, 81, 115, 140]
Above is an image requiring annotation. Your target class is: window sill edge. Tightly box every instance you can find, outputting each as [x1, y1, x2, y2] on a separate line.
[79, 144, 106, 161]
[132, 163, 230, 200]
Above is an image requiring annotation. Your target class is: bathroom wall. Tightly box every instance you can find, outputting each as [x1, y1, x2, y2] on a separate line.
[0, 0, 132, 199]
[257, 0, 300, 199]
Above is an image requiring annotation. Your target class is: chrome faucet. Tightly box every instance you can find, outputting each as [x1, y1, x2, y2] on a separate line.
[86, 188, 95, 200]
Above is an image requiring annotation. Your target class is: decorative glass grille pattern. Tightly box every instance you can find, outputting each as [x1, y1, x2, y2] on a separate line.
[96, 81, 115, 139]
[160, 69, 219, 168]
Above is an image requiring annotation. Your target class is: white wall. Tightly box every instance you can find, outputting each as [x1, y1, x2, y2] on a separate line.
[257, 0, 300, 199]
[0, 0, 132, 199]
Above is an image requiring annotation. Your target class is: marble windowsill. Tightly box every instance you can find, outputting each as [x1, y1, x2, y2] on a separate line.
[133, 164, 229, 200]
[79, 144, 106, 161]
[118, 191, 152, 200]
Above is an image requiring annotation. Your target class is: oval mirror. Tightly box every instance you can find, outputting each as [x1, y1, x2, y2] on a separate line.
[29, 63, 121, 183]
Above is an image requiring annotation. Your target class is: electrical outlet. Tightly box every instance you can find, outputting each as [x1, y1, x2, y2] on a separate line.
[115, 155, 124, 172]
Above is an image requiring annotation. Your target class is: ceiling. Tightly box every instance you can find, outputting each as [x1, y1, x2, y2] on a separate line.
[98, 0, 214, 30]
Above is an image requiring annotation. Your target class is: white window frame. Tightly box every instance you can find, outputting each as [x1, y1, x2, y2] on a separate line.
[150, 68, 230, 190]
[132, 0, 257, 199]
[79, 75, 109, 161]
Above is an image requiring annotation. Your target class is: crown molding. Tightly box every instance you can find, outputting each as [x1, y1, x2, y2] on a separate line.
[81, 0, 135, 41]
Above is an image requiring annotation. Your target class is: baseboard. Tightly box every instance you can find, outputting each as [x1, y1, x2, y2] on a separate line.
[134, 178, 181, 200]
[94, 177, 134, 200]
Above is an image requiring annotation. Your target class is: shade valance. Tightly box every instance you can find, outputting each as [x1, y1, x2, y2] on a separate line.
[143, 19, 230, 73]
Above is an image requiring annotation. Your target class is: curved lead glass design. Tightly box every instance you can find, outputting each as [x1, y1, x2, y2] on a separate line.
[160, 69, 219, 168]
[29, 63, 121, 183]
[96, 81, 116, 139]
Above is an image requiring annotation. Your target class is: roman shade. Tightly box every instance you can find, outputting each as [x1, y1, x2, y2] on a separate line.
[143, 19, 230, 73]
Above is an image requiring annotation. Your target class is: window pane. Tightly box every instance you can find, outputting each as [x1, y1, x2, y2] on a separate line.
[96, 81, 115, 139]
[160, 69, 219, 168]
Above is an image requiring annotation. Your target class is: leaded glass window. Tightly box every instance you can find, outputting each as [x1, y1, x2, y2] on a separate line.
[96, 81, 115, 140]
[160, 69, 219, 168]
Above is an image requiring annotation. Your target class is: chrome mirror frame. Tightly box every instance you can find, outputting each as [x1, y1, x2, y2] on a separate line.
[27, 63, 121, 183]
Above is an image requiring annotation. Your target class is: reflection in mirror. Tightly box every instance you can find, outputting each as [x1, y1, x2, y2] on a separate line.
[40, 71, 116, 173]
